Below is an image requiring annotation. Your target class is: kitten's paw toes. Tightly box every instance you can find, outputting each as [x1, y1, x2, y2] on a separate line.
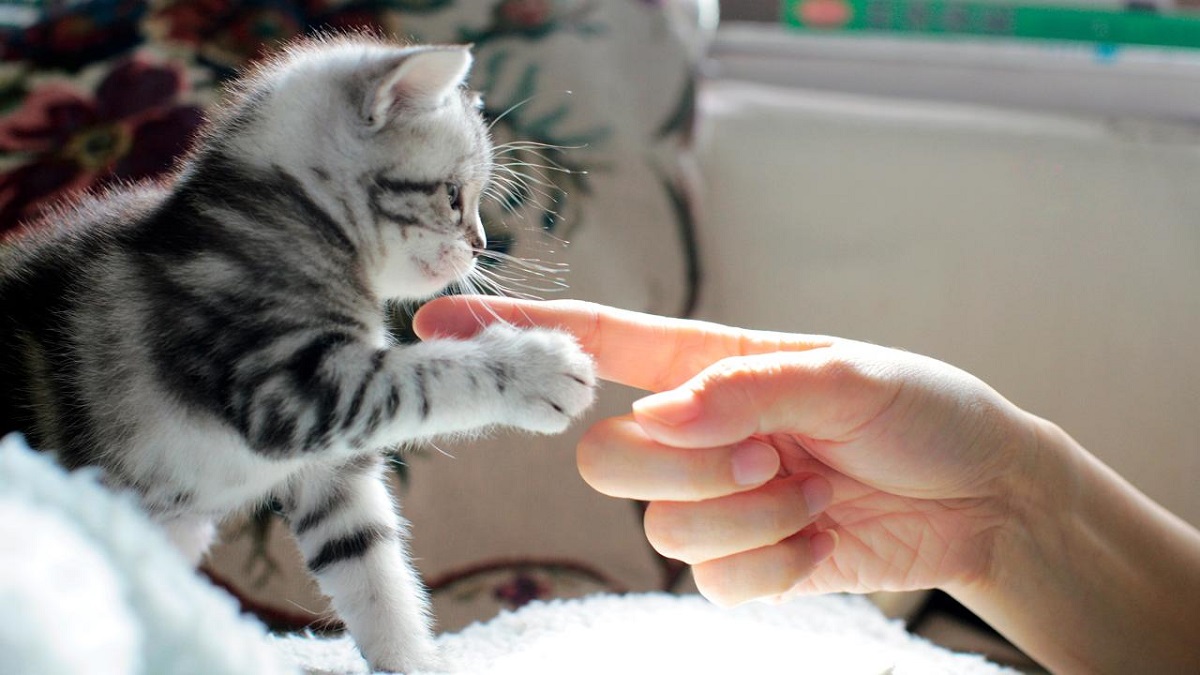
[370, 649, 444, 674]
[482, 324, 596, 433]
[516, 350, 596, 434]
[361, 634, 443, 674]
[520, 372, 596, 434]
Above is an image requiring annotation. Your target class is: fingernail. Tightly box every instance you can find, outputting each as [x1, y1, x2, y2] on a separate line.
[634, 389, 701, 427]
[809, 530, 837, 564]
[799, 476, 833, 516]
[730, 440, 779, 486]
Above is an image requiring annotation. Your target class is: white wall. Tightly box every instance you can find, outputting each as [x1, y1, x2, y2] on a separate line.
[695, 79, 1200, 527]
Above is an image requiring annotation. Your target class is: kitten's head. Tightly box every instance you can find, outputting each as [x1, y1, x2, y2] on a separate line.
[217, 36, 493, 301]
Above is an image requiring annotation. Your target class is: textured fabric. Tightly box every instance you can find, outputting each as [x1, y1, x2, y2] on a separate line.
[271, 593, 1016, 674]
[0, 433, 296, 675]
[0, 434, 1011, 675]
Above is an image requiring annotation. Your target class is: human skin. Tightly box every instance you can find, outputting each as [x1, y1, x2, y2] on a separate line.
[413, 296, 1200, 674]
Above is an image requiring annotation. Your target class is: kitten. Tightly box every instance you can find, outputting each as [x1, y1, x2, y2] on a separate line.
[0, 36, 595, 672]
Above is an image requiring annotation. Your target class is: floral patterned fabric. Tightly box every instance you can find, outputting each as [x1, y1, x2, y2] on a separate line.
[1, 0, 713, 632]
[1, 2, 708, 316]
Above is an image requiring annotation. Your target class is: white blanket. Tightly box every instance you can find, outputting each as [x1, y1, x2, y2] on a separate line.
[0, 433, 1012, 675]
[0, 433, 293, 675]
[275, 593, 1014, 674]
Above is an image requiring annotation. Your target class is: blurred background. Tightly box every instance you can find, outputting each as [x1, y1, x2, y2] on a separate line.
[695, 4, 1200, 668]
[724, 0, 779, 20]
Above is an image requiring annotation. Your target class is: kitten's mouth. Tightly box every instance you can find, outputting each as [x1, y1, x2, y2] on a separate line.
[415, 258, 440, 280]
[413, 245, 475, 286]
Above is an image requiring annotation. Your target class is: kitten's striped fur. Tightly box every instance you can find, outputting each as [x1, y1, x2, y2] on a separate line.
[0, 36, 595, 672]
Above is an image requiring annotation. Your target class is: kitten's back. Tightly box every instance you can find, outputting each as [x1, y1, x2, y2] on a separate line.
[0, 186, 167, 454]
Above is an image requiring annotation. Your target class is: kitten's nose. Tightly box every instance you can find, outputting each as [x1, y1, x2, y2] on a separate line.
[466, 211, 485, 257]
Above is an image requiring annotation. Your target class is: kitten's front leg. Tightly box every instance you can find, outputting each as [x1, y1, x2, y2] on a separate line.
[232, 324, 593, 456]
[284, 456, 438, 673]
[382, 323, 597, 439]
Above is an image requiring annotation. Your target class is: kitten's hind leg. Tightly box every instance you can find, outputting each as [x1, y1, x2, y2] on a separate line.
[284, 455, 439, 673]
[159, 515, 218, 566]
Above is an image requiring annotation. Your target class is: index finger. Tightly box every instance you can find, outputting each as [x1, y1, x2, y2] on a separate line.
[413, 296, 832, 392]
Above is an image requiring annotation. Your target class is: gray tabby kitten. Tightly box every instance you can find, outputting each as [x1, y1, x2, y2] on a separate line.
[0, 36, 595, 672]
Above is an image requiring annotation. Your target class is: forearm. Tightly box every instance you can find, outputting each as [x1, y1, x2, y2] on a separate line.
[950, 416, 1200, 673]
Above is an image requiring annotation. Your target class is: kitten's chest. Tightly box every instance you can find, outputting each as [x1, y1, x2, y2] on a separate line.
[118, 421, 337, 517]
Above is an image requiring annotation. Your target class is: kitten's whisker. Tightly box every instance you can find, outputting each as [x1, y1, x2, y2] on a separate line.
[475, 265, 565, 295]
[490, 174, 557, 201]
[481, 187, 528, 216]
[487, 173, 534, 194]
[487, 97, 536, 131]
[491, 157, 572, 176]
[492, 161, 567, 183]
[492, 140, 584, 157]
[465, 296, 489, 331]
[492, 153, 566, 176]
[482, 177, 561, 216]
[488, 175, 559, 205]
[493, 155, 575, 174]
[478, 250, 568, 269]
[488, 167, 542, 189]
[425, 441, 456, 460]
[459, 272, 518, 326]
[286, 598, 324, 615]
[484, 271, 552, 285]
[457, 277, 492, 328]
[477, 251, 568, 277]
[491, 144, 577, 171]
[493, 139, 581, 150]
[479, 267, 554, 282]
[490, 170, 562, 201]
[471, 268, 547, 301]
[535, 228, 572, 249]
[481, 183, 513, 201]
[487, 173, 535, 195]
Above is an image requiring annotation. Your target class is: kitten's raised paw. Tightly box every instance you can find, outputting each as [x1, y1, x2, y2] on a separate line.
[479, 324, 596, 434]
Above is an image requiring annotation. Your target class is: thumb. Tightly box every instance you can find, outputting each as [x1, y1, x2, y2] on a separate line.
[632, 348, 897, 449]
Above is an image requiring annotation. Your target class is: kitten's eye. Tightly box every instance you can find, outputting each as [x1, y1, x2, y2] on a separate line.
[446, 182, 462, 211]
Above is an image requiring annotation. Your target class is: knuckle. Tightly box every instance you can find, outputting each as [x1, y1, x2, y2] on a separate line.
[808, 351, 856, 385]
[810, 349, 877, 391]
[696, 357, 763, 405]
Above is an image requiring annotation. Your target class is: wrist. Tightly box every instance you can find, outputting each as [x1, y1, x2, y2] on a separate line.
[944, 412, 1090, 668]
[948, 413, 1200, 673]
[943, 410, 1071, 599]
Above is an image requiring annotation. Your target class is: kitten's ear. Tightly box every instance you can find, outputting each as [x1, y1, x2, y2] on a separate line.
[367, 47, 473, 130]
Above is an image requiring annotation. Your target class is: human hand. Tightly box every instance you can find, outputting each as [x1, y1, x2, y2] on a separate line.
[413, 297, 1041, 607]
